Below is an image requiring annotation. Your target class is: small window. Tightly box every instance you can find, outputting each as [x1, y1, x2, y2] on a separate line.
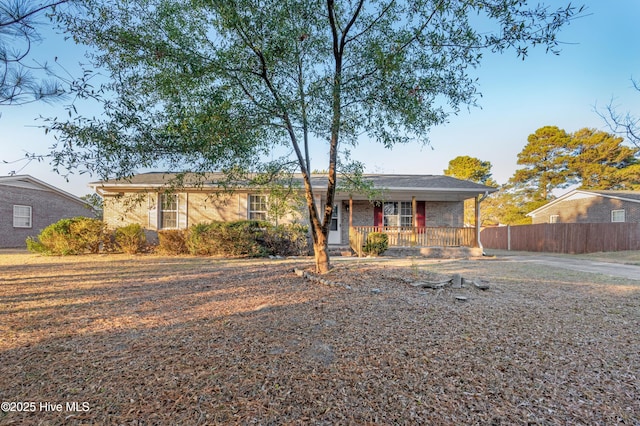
[549, 215, 559, 223]
[13, 205, 32, 228]
[611, 209, 625, 223]
[249, 195, 268, 221]
[330, 205, 338, 231]
[160, 193, 178, 229]
[400, 202, 413, 227]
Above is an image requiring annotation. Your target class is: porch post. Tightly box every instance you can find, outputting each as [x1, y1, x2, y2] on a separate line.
[412, 196, 417, 245]
[349, 196, 353, 228]
[475, 195, 481, 248]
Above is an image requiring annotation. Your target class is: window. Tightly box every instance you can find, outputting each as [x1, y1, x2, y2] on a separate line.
[160, 193, 178, 229]
[549, 215, 559, 223]
[13, 205, 32, 228]
[383, 201, 413, 227]
[611, 209, 625, 223]
[249, 195, 268, 221]
[330, 204, 338, 231]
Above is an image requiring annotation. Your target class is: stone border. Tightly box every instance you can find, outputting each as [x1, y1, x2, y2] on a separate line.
[293, 268, 352, 290]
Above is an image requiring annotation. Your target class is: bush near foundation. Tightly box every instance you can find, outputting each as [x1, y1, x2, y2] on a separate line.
[261, 224, 310, 256]
[115, 224, 147, 254]
[363, 232, 388, 256]
[26, 217, 108, 255]
[186, 221, 267, 257]
[184, 221, 309, 257]
[157, 230, 188, 255]
[25, 218, 309, 257]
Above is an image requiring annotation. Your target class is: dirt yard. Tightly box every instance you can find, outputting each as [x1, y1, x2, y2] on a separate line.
[1, 251, 639, 425]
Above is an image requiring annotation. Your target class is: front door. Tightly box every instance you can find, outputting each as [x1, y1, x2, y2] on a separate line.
[328, 204, 341, 244]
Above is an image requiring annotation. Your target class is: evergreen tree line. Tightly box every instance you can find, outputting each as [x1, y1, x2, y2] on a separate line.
[444, 126, 640, 225]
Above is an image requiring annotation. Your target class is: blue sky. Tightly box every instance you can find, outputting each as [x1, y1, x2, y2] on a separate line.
[2, 1, 640, 196]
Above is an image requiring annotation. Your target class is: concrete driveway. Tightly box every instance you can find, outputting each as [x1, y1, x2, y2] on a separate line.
[495, 254, 640, 281]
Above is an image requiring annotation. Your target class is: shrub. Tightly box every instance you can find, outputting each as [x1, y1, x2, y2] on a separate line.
[363, 232, 388, 256]
[70, 217, 108, 254]
[158, 230, 188, 255]
[185, 220, 309, 257]
[27, 218, 76, 255]
[186, 221, 267, 257]
[25, 236, 47, 254]
[185, 223, 216, 255]
[26, 217, 107, 255]
[262, 224, 310, 256]
[115, 224, 146, 254]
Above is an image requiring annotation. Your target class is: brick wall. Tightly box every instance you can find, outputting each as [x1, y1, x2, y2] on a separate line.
[531, 196, 640, 224]
[102, 193, 149, 229]
[102, 191, 466, 246]
[0, 186, 93, 248]
[188, 193, 244, 224]
[103, 191, 305, 232]
[425, 201, 464, 227]
[339, 200, 375, 242]
[338, 200, 464, 243]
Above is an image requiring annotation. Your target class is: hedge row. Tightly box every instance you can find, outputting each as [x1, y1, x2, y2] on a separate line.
[26, 217, 309, 257]
[158, 221, 309, 257]
[26, 217, 146, 255]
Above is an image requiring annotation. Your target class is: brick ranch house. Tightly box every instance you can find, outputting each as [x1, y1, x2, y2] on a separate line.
[527, 189, 640, 224]
[0, 175, 95, 248]
[91, 172, 497, 256]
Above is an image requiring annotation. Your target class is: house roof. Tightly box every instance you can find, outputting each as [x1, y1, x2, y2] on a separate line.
[0, 174, 93, 207]
[92, 172, 497, 202]
[527, 189, 640, 217]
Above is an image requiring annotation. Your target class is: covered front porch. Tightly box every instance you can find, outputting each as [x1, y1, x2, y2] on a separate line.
[315, 174, 495, 257]
[348, 225, 477, 257]
[335, 194, 486, 257]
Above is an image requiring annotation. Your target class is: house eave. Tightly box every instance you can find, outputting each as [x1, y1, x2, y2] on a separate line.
[91, 172, 498, 202]
[527, 189, 640, 217]
[2, 175, 93, 209]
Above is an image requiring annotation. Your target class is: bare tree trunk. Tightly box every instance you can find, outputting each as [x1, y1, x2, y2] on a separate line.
[313, 230, 330, 274]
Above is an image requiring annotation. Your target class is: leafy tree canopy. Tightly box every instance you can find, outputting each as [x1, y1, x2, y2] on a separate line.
[443, 155, 497, 226]
[443, 155, 497, 187]
[512, 125, 573, 201]
[511, 126, 640, 201]
[570, 128, 640, 190]
[481, 189, 543, 226]
[492, 125, 640, 225]
[48, 0, 584, 272]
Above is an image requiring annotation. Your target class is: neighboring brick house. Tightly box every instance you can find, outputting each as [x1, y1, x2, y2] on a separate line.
[527, 189, 640, 224]
[0, 175, 95, 248]
[91, 172, 496, 250]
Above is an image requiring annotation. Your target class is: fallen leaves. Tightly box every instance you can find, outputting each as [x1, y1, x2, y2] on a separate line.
[0, 253, 638, 424]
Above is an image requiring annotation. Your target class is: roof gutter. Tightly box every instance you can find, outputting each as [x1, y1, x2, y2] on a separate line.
[478, 190, 490, 203]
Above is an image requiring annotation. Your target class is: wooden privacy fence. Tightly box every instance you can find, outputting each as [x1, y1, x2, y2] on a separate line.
[480, 223, 640, 253]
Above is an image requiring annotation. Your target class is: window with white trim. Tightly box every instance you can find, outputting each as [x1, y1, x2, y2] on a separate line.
[383, 201, 413, 227]
[549, 215, 559, 223]
[330, 204, 338, 231]
[611, 209, 625, 223]
[13, 205, 32, 228]
[160, 193, 178, 229]
[249, 195, 268, 221]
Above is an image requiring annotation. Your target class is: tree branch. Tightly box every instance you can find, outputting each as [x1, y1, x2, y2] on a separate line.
[0, 0, 68, 27]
